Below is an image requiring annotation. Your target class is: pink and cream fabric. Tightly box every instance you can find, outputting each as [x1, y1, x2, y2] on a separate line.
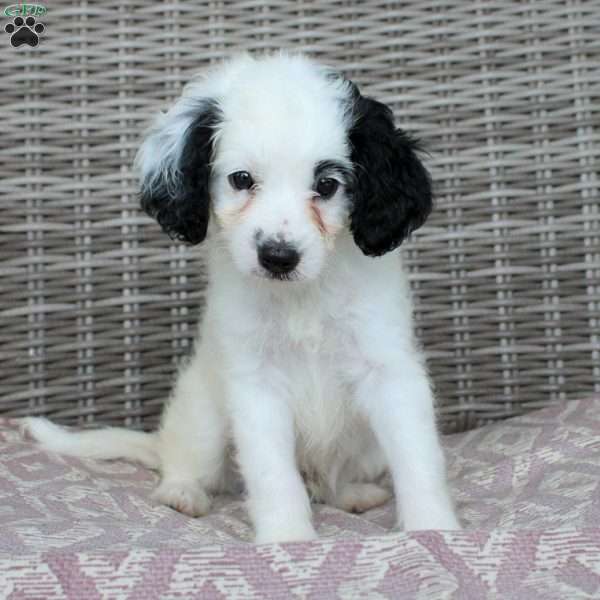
[2, 398, 600, 598]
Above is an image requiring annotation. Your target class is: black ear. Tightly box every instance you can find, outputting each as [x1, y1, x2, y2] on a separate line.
[348, 92, 433, 257]
[138, 101, 221, 245]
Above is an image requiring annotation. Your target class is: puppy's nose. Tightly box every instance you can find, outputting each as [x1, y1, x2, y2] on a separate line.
[258, 241, 300, 275]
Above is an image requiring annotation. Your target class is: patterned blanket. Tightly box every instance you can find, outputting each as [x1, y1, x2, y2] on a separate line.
[2, 399, 600, 598]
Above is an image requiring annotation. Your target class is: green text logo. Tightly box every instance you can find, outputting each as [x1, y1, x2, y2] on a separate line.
[4, 4, 46, 17]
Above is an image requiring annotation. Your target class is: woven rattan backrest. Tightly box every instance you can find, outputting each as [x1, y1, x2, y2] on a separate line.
[1, 1, 598, 432]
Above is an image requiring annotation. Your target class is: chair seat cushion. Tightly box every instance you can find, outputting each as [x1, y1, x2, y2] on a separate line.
[2, 398, 600, 598]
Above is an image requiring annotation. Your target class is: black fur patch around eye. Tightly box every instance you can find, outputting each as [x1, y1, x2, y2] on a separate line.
[314, 160, 353, 184]
[346, 90, 433, 257]
[140, 101, 221, 245]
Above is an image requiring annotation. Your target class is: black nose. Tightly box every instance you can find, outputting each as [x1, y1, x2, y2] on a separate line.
[258, 241, 300, 275]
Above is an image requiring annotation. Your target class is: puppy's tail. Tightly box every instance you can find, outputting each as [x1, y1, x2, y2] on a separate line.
[20, 417, 161, 470]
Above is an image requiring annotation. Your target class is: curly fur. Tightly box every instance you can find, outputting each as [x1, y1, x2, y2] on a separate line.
[348, 94, 433, 256]
[139, 101, 221, 244]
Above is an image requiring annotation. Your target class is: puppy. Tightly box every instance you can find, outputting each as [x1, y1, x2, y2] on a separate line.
[23, 53, 460, 544]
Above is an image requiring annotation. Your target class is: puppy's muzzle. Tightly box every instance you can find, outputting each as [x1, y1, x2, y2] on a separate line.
[258, 240, 300, 276]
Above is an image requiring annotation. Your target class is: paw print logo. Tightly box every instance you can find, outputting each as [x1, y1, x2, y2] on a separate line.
[4, 15, 45, 47]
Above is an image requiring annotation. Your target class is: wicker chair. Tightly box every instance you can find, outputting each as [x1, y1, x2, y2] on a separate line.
[1, 1, 599, 596]
[2, 1, 598, 434]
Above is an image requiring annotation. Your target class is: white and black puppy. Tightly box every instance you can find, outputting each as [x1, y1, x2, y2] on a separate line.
[23, 53, 460, 544]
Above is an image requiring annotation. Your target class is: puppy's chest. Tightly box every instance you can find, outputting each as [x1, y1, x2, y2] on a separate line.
[276, 309, 353, 445]
[267, 297, 352, 365]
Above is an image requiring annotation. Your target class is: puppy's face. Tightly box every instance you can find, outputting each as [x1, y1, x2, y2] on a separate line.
[211, 156, 350, 282]
[209, 67, 353, 281]
[137, 54, 433, 282]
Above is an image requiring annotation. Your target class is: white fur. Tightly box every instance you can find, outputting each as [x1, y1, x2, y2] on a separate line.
[22, 53, 460, 543]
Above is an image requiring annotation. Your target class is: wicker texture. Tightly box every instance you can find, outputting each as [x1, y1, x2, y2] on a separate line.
[0, 0, 598, 432]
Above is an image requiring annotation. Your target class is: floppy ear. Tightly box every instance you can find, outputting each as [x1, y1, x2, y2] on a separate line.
[135, 98, 221, 245]
[347, 92, 433, 257]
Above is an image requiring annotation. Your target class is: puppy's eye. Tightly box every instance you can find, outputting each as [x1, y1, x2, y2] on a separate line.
[228, 171, 254, 191]
[315, 177, 339, 199]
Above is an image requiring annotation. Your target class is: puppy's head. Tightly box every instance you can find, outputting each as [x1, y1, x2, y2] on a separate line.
[136, 53, 432, 281]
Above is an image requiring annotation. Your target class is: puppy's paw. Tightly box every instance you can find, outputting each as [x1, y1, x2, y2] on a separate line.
[335, 482, 392, 513]
[152, 479, 211, 518]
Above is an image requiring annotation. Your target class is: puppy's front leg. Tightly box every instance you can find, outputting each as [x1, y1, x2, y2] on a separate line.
[228, 378, 316, 544]
[356, 358, 460, 531]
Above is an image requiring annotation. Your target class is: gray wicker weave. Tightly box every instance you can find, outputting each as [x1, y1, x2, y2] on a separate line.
[1, 0, 598, 433]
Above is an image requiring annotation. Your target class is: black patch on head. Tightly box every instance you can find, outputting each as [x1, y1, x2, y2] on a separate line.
[314, 160, 354, 186]
[346, 87, 433, 257]
[140, 101, 221, 245]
